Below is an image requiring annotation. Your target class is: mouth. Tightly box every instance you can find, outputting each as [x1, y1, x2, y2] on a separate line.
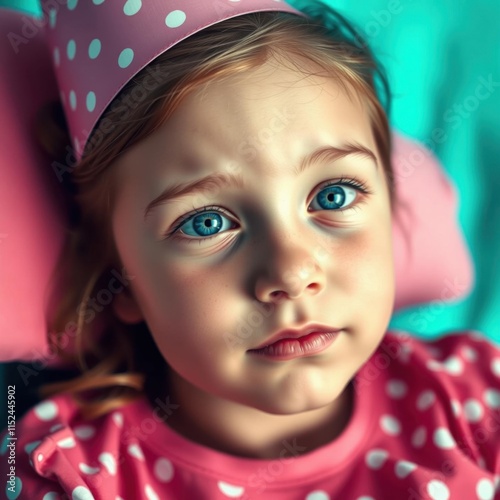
[247, 324, 342, 361]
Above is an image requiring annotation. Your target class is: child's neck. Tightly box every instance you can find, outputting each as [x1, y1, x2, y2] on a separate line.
[161, 373, 354, 460]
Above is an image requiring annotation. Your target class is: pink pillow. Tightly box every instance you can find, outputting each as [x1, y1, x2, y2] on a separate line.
[0, 9, 65, 363]
[391, 133, 474, 310]
[0, 10, 474, 363]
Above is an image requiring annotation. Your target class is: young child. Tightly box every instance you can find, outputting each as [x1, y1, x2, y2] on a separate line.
[3, 1, 500, 499]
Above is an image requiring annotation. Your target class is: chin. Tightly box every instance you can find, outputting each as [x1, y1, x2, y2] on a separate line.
[249, 387, 345, 416]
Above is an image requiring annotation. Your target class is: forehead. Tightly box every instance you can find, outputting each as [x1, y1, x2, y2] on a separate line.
[115, 57, 375, 186]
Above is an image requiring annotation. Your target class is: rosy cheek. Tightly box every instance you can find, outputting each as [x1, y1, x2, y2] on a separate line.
[328, 229, 389, 283]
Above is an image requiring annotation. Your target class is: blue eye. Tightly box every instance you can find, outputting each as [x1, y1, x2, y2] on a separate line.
[179, 210, 234, 237]
[310, 184, 357, 211]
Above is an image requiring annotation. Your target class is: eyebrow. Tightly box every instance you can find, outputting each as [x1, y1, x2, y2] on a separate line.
[296, 142, 378, 175]
[143, 142, 378, 220]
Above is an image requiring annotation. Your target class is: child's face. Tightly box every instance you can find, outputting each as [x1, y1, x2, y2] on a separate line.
[111, 58, 395, 415]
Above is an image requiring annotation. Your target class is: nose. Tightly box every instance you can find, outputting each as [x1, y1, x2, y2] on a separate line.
[253, 233, 327, 303]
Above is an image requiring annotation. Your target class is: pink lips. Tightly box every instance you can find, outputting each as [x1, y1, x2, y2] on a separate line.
[248, 324, 342, 361]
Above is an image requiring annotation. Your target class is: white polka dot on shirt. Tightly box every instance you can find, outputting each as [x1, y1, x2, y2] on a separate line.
[433, 428, 456, 449]
[305, 492, 330, 500]
[483, 388, 500, 409]
[127, 443, 145, 460]
[427, 360, 443, 371]
[144, 484, 159, 500]
[451, 399, 461, 417]
[386, 379, 408, 398]
[217, 481, 245, 498]
[112, 412, 123, 427]
[463, 399, 484, 422]
[74, 425, 95, 440]
[365, 449, 389, 469]
[442, 355, 464, 375]
[57, 436, 76, 448]
[43, 493, 59, 500]
[491, 358, 500, 377]
[154, 457, 174, 482]
[380, 415, 401, 435]
[476, 478, 495, 500]
[462, 345, 478, 361]
[72, 485, 95, 500]
[417, 390, 436, 411]
[395, 460, 417, 478]
[493, 474, 500, 490]
[79, 463, 100, 475]
[399, 343, 412, 363]
[34, 400, 58, 421]
[98, 452, 117, 476]
[427, 479, 450, 500]
[412, 426, 427, 448]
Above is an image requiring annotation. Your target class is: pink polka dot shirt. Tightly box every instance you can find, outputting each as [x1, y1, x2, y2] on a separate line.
[2, 331, 500, 499]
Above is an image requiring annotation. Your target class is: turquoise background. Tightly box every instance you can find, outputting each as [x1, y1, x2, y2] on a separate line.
[1, 0, 499, 343]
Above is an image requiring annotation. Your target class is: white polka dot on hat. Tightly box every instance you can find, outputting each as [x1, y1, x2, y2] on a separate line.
[41, 0, 307, 160]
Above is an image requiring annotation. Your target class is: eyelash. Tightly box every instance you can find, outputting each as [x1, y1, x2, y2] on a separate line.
[164, 175, 372, 241]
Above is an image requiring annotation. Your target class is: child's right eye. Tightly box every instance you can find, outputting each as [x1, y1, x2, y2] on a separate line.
[177, 209, 236, 238]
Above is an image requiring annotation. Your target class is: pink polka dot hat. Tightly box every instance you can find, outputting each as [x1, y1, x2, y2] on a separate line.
[41, 0, 305, 160]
